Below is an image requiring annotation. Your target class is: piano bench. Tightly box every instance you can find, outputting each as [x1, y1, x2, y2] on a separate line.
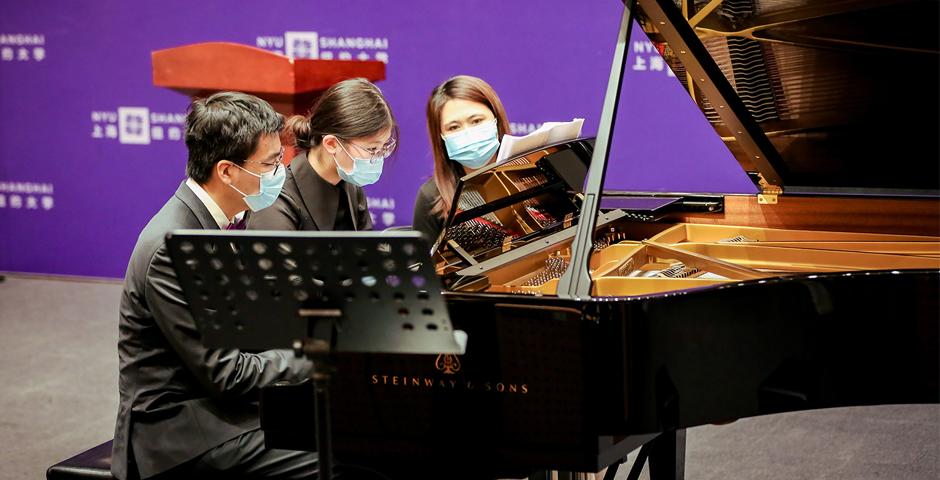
[46, 440, 115, 480]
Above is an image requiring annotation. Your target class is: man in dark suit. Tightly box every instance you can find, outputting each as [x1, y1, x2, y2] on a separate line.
[112, 92, 318, 479]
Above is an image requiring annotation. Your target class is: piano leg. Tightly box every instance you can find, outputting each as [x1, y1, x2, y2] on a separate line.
[625, 441, 652, 480]
[648, 429, 686, 480]
[625, 429, 687, 480]
[602, 457, 627, 480]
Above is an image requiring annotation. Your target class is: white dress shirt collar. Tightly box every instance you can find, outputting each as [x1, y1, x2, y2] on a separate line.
[185, 178, 243, 229]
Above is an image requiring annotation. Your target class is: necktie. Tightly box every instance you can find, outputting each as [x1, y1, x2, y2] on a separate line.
[226, 216, 247, 230]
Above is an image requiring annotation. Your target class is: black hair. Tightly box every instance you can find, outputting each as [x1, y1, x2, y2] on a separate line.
[185, 91, 284, 183]
[288, 78, 397, 151]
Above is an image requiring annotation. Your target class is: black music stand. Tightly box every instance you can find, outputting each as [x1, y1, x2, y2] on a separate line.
[166, 230, 461, 479]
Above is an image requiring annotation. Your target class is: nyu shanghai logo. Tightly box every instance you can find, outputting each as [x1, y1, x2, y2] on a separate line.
[90, 107, 186, 145]
[367, 196, 397, 227]
[0, 181, 54, 211]
[632, 41, 675, 77]
[0, 33, 46, 62]
[118, 107, 151, 144]
[256, 31, 390, 63]
[510, 122, 544, 135]
[284, 31, 319, 59]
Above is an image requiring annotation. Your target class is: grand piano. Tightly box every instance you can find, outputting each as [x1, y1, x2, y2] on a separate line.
[261, 0, 940, 478]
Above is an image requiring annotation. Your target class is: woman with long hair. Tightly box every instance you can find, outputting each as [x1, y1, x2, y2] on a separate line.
[412, 75, 510, 242]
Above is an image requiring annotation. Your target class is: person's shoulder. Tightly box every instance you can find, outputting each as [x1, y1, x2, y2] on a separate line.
[127, 194, 194, 275]
[139, 195, 187, 241]
[279, 163, 301, 200]
[262, 166, 302, 213]
[417, 177, 439, 199]
[247, 176, 304, 230]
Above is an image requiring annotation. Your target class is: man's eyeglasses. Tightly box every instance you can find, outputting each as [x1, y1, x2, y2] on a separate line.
[340, 137, 397, 163]
[243, 147, 285, 174]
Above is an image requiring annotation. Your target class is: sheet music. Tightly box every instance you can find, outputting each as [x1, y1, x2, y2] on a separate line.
[496, 118, 584, 163]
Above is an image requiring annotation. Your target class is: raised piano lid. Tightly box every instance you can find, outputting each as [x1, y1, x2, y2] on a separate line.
[447, 0, 940, 299]
[632, 0, 940, 197]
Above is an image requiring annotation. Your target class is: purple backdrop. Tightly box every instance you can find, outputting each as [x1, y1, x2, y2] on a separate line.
[0, 0, 755, 278]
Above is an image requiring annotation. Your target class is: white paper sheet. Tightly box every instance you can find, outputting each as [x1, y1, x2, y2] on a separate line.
[495, 118, 584, 163]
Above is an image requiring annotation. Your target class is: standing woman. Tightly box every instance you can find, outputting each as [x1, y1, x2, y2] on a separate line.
[249, 78, 398, 231]
[412, 75, 510, 242]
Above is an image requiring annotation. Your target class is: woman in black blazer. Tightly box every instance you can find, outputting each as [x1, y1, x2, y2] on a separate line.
[249, 78, 398, 232]
[412, 75, 511, 243]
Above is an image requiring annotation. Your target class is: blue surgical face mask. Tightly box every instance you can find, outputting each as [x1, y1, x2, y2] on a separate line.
[334, 141, 384, 187]
[229, 163, 286, 212]
[442, 119, 500, 169]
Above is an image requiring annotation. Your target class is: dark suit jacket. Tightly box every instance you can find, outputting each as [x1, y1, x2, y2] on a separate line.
[112, 181, 312, 479]
[248, 152, 372, 231]
[412, 177, 445, 243]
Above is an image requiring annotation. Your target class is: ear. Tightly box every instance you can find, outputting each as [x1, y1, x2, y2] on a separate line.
[215, 160, 236, 185]
[321, 135, 339, 156]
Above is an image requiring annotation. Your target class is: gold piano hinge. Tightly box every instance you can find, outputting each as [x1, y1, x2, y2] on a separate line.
[563, 213, 574, 229]
[757, 174, 783, 205]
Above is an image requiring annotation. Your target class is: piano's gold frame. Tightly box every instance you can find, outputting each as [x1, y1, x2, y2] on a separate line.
[483, 222, 940, 297]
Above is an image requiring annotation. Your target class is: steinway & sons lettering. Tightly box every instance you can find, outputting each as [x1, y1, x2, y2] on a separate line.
[370, 374, 529, 394]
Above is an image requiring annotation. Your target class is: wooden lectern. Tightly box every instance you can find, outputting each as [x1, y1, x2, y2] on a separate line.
[152, 41, 386, 161]
[152, 41, 385, 116]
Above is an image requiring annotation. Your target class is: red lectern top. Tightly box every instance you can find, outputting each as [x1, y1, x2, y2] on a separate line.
[151, 41, 386, 116]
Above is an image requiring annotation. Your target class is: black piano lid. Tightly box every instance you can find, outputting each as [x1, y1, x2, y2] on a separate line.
[632, 0, 940, 197]
[554, 0, 940, 299]
[438, 0, 939, 297]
